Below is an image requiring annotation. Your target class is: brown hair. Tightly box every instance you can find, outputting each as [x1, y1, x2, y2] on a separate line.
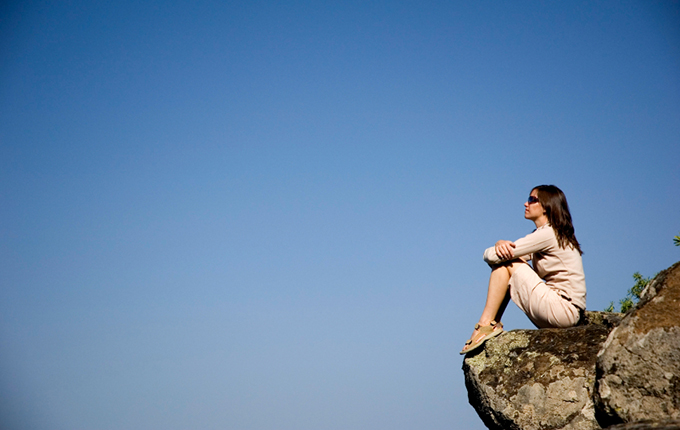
[533, 185, 583, 255]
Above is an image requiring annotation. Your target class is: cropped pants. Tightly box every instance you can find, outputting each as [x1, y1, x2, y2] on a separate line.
[509, 264, 581, 329]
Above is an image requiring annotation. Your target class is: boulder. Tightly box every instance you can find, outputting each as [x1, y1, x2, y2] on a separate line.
[463, 261, 680, 430]
[462, 312, 621, 430]
[594, 262, 680, 426]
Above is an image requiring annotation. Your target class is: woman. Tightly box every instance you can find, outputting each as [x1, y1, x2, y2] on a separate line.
[460, 185, 585, 355]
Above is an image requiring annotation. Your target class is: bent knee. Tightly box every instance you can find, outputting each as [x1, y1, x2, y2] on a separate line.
[506, 259, 530, 276]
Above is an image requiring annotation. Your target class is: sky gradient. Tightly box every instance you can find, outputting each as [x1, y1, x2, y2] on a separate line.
[1, 1, 679, 429]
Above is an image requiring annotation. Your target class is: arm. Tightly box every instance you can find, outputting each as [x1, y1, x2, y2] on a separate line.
[483, 227, 554, 265]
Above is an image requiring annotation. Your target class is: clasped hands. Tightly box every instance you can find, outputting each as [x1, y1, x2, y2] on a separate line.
[495, 240, 516, 260]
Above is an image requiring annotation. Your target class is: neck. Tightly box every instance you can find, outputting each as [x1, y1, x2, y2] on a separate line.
[534, 217, 549, 229]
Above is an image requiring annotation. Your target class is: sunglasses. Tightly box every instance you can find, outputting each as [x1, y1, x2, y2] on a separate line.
[527, 196, 540, 204]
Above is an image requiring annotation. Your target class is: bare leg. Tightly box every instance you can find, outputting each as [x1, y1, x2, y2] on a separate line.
[464, 260, 526, 345]
[478, 264, 512, 326]
[495, 286, 511, 325]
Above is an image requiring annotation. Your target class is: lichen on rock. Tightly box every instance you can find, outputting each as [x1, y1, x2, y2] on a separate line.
[594, 262, 680, 427]
[462, 261, 680, 430]
[463, 316, 615, 430]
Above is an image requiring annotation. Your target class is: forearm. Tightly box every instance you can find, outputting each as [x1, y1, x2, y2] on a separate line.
[483, 246, 502, 265]
[483, 246, 529, 266]
[483, 227, 552, 265]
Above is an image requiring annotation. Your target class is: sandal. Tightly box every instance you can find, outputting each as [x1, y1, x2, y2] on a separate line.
[459, 321, 504, 355]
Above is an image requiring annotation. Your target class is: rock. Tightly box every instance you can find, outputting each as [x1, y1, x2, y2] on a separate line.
[604, 420, 680, 430]
[463, 262, 680, 430]
[463, 312, 620, 430]
[578, 312, 624, 329]
[594, 262, 680, 427]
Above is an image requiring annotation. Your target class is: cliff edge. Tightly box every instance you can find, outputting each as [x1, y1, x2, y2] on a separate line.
[463, 261, 680, 430]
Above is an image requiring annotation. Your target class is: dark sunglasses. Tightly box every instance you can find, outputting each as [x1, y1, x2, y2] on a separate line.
[527, 196, 540, 204]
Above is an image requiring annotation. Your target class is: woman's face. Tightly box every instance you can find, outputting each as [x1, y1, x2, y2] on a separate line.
[524, 189, 545, 222]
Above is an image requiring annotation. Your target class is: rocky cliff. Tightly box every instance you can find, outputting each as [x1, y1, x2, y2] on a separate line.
[463, 261, 680, 430]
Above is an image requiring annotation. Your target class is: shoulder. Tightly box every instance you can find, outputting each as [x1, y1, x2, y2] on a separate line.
[522, 224, 557, 246]
[527, 224, 555, 239]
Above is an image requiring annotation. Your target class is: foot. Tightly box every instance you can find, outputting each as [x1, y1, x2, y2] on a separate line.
[460, 321, 504, 355]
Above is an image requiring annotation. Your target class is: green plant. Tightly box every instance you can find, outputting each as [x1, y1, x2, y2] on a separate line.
[604, 233, 675, 312]
[604, 272, 652, 313]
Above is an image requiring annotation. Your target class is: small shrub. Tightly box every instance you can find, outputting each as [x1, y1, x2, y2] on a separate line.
[605, 272, 652, 313]
[604, 233, 675, 312]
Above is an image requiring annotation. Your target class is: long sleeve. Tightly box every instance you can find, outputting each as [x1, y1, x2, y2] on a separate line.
[483, 225, 554, 265]
[481, 223, 586, 310]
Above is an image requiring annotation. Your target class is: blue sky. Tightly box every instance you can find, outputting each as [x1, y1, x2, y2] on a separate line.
[1, 1, 679, 429]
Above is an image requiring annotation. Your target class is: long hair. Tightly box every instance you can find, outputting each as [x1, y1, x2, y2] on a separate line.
[533, 185, 583, 255]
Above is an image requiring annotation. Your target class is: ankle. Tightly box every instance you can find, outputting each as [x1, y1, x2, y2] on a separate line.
[477, 319, 500, 327]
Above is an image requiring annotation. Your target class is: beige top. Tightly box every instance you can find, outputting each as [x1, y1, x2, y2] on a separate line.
[483, 224, 586, 310]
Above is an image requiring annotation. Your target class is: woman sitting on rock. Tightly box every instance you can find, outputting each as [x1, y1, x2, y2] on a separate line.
[460, 185, 586, 355]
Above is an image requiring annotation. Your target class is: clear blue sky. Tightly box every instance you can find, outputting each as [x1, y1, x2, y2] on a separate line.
[1, 1, 678, 429]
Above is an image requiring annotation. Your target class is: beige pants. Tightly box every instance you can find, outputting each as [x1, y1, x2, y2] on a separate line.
[509, 264, 580, 328]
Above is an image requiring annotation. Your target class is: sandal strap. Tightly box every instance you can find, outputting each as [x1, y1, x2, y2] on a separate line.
[475, 321, 502, 330]
[461, 321, 505, 354]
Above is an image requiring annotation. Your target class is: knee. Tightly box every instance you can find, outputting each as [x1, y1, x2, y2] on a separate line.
[490, 262, 513, 278]
[505, 259, 529, 276]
